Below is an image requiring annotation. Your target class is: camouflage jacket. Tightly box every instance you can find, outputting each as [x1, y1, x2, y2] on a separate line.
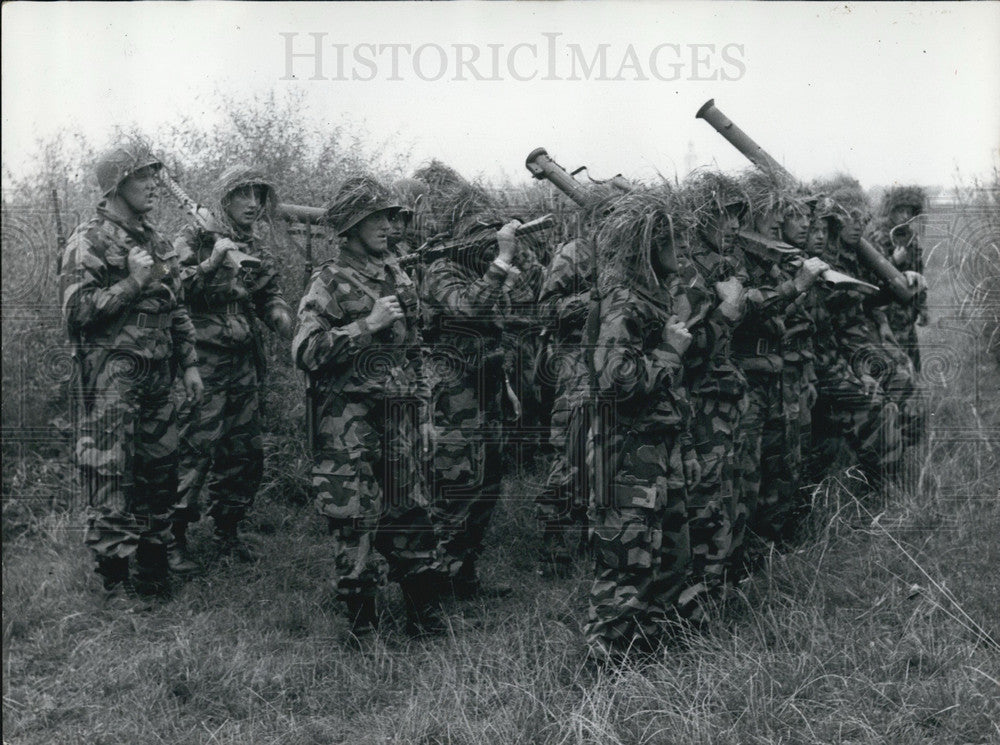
[292, 247, 424, 399]
[60, 201, 197, 370]
[674, 238, 747, 398]
[730, 246, 805, 374]
[869, 220, 927, 326]
[175, 221, 291, 350]
[421, 252, 538, 376]
[777, 253, 818, 375]
[537, 238, 593, 346]
[594, 282, 689, 434]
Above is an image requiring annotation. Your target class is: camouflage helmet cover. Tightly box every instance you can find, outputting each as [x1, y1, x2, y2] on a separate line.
[682, 170, 750, 229]
[882, 185, 926, 216]
[325, 175, 400, 237]
[212, 164, 277, 213]
[95, 144, 163, 196]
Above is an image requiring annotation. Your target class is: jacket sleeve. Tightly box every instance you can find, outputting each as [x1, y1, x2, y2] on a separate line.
[249, 245, 294, 326]
[422, 257, 508, 317]
[594, 288, 684, 405]
[538, 241, 591, 330]
[291, 265, 374, 374]
[175, 224, 229, 301]
[170, 293, 199, 370]
[60, 225, 142, 337]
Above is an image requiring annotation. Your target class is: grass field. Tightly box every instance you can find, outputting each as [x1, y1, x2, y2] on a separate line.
[3, 200, 999, 744]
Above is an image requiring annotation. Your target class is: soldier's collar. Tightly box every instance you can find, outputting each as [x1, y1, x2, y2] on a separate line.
[97, 200, 154, 238]
[336, 245, 386, 278]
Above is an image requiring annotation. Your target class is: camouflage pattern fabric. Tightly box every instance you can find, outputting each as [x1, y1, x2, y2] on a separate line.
[421, 248, 535, 577]
[60, 202, 198, 563]
[674, 235, 747, 601]
[293, 247, 439, 600]
[171, 180, 291, 528]
[584, 283, 693, 659]
[730, 246, 809, 549]
[175, 347, 262, 526]
[808, 236, 908, 483]
[869, 220, 926, 372]
[823, 236, 926, 447]
[535, 239, 593, 552]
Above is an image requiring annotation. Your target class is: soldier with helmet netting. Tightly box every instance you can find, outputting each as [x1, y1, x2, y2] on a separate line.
[672, 172, 751, 610]
[292, 175, 447, 635]
[868, 186, 930, 372]
[59, 140, 204, 600]
[732, 171, 829, 555]
[168, 164, 295, 573]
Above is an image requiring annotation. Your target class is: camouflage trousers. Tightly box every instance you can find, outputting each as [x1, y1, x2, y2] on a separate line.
[536, 346, 590, 549]
[812, 373, 903, 489]
[428, 375, 505, 579]
[584, 425, 692, 658]
[686, 392, 746, 600]
[173, 346, 262, 529]
[313, 392, 440, 600]
[878, 342, 927, 448]
[737, 367, 809, 545]
[77, 353, 177, 560]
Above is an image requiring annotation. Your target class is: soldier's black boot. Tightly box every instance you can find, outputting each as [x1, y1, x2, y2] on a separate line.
[95, 556, 130, 595]
[400, 577, 447, 637]
[167, 522, 199, 577]
[213, 515, 258, 563]
[133, 542, 171, 599]
[344, 593, 379, 635]
[451, 559, 513, 600]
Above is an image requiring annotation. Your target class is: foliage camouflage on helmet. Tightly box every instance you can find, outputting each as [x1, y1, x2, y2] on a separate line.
[411, 159, 494, 237]
[739, 168, 811, 227]
[811, 174, 870, 225]
[595, 182, 692, 294]
[212, 164, 277, 215]
[682, 170, 751, 230]
[95, 141, 163, 196]
[882, 185, 927, 216]
[324, 175, 400, 237]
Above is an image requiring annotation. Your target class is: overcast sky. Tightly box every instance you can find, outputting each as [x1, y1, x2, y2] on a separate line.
[3, 2, 999, 190]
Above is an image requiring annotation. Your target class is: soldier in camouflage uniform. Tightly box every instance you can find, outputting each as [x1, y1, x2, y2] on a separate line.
[673, 174, 750, 607]
[169, 166, 295, 572]
[292, 176, 445, 634]
[534, 235, 594, 575]
[415, 162, 528, 598]
[813, 180, 923, 486]
[582, 188, 695, 661]
[733, 173, 828, 550]
[60, 143, 204, 598]
[869, 186, 929, 373]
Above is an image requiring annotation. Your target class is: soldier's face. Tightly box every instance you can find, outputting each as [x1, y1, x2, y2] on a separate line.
[781, 210, 810, 247]
[754, 210, 781, 239]
[117, 167, 159, 215]
[356, 213, 390, 255]
[387, 212, 406, 248]
[840, 215, 863, 245]
[226, 185, 265, 231]
[806, 220, 828, 256]
[652, 234, 680, 277]
[890, 206, 915, 227]
[704, 207, 741, 251]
